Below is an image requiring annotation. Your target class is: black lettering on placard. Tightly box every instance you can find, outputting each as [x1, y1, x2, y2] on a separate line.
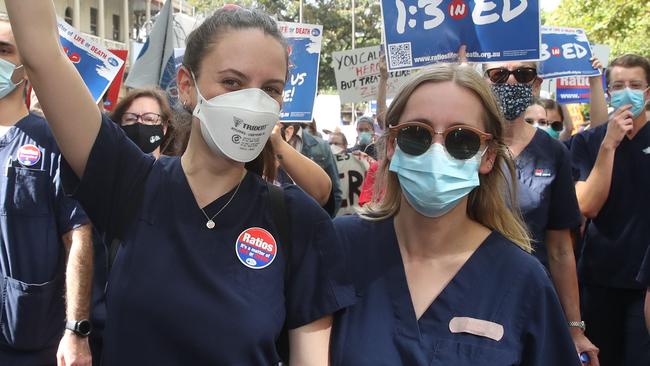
[348, 170, 364, 206]
[339, 170, 348, 208]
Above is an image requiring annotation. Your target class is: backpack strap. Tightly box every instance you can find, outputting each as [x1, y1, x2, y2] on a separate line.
[266, 182, 292, 364]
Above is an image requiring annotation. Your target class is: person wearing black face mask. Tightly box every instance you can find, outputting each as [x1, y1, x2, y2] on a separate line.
[109, 88, 171, 157]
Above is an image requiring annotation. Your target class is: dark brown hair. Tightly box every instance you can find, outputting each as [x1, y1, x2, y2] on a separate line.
[533, 97, 564, 121]
[109, 87, 174, 154]
[606, 54, 650, 86]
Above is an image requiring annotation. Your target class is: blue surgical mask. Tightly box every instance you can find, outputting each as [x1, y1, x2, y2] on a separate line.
[389, 144, 481, 218]
[534, 124, 561, 139]
[610, 88, 646, 118]
[358, 131, 373, 145]
[0, 58, 24, 99]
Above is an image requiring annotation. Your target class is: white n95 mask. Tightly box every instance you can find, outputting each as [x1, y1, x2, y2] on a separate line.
[192, 80, 280, 163]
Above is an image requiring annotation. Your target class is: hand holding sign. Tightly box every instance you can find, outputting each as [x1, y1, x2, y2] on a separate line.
[382, 0, 541, 70]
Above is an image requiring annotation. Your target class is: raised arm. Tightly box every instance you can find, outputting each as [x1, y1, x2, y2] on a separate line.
[271, 124, 332, 206]
[558, 103, 574, 141]
[6, 0, 101, 177]
[588, 57, 608, 128]
[575, 106, 633, 218]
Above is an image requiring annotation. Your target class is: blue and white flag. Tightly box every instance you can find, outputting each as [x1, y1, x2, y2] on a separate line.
[380, 0, 541, 71]
[539, 26, 600, 79]
[278, 22, 323, 123]
[57, 19, 124, 103]
[125, 0, 174, 89]
[125, 0, 199, 102]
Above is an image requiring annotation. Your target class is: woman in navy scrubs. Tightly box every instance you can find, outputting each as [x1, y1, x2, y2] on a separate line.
[6, 2, 354, 365]
[331, 64, 580, 365]
[483, 61, 599, 363]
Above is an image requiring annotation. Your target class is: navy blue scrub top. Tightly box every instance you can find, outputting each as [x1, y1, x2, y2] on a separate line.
[331, 216, 579, 366]
[638, 246, 650, 288]
[0, 113, 88, 363]
[515, 129, 581, 267]
[61, 115, 355, 365]
[571, 123, 650, 289]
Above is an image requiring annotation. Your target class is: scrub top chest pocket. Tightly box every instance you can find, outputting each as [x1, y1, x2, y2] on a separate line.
[1, 165, 51, 216]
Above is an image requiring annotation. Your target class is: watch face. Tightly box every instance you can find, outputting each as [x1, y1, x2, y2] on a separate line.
[77, 320, 92, 335]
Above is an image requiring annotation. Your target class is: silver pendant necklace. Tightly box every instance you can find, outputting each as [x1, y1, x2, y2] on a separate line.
[199, 178, 243, 229]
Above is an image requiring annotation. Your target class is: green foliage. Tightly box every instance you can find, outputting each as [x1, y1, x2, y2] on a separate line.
[186, 0, 383, 91]
[545, 0, 650, 59]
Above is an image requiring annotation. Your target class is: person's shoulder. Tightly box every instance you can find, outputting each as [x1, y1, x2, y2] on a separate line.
[333, 215, 392, 250]
[17, 113, 61, 149]
[19, 112, 52, 134]
[484, 232, 551, 285]
[572, 124, 607, 149]
[333, 214, 372, 233]
[305, 130, 331, 148]
[282, 183, 331, 222]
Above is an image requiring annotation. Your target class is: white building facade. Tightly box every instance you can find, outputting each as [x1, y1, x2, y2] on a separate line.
[0, 0, 193, 53]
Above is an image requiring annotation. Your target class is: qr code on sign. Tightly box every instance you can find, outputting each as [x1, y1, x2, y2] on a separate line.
[388, 42, 413, 69]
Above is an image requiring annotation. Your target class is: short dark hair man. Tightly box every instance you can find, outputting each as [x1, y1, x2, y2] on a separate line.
[0, 16, 93, 366]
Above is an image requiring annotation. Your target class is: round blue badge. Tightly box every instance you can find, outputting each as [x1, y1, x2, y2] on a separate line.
[235, 227, 277, 270]
[311, 28, 321, 37]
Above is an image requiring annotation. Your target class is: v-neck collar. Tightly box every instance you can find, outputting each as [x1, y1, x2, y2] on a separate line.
[169, 158, 253, 230]
[514, 129, 543, 170]
[385, 218, 496, 341]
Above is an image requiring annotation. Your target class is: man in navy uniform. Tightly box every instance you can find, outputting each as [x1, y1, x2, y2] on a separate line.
[0, 15, 93, 366]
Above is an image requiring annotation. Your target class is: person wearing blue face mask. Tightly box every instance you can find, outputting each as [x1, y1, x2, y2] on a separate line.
[524, 99, 564, 140]
[484, 61, 599, 363]
[330, 64, 580, 365]
[0, 15, 92, 366]
[571, 54, 650, 366]
[349, 115, 377, 159]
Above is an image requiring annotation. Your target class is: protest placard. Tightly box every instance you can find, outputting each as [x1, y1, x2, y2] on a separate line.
[58, 19, 125, 104]
[539, 26, 599, 79]
[278, 22, 323, 123]
[380, 0, 541, 71]
[332, 45, 412, 104]
[103, 49, 128, 111]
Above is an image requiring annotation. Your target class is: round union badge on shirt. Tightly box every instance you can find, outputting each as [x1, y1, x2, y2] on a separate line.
[235, 227, 277, 269]
[16, 144, 41, 167]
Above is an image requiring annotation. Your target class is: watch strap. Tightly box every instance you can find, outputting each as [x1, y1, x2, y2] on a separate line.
[567, 321, 586, 331]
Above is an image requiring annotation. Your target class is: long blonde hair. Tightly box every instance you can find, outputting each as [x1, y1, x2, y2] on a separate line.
[360, 64, 531, 252]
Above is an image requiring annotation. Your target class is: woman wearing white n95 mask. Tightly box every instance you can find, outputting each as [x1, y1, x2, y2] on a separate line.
[5, 2, 354, 365]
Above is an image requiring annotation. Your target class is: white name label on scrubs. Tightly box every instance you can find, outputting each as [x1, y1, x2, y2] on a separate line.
[235, 227, 278, 270]
[449, 316, 504, 341]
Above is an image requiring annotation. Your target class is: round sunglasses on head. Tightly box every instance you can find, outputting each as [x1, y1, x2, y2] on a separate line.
[485, 67, 537, 84]
[389, 122, 493, 160]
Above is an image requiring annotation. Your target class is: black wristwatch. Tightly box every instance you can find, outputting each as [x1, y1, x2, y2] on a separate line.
[65, 319, 92, 337]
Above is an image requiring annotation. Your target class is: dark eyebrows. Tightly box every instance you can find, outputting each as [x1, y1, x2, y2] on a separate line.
[0, 40, 15, 50]
[217, 68, 248, 80]
[217, 68, 286, 87]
